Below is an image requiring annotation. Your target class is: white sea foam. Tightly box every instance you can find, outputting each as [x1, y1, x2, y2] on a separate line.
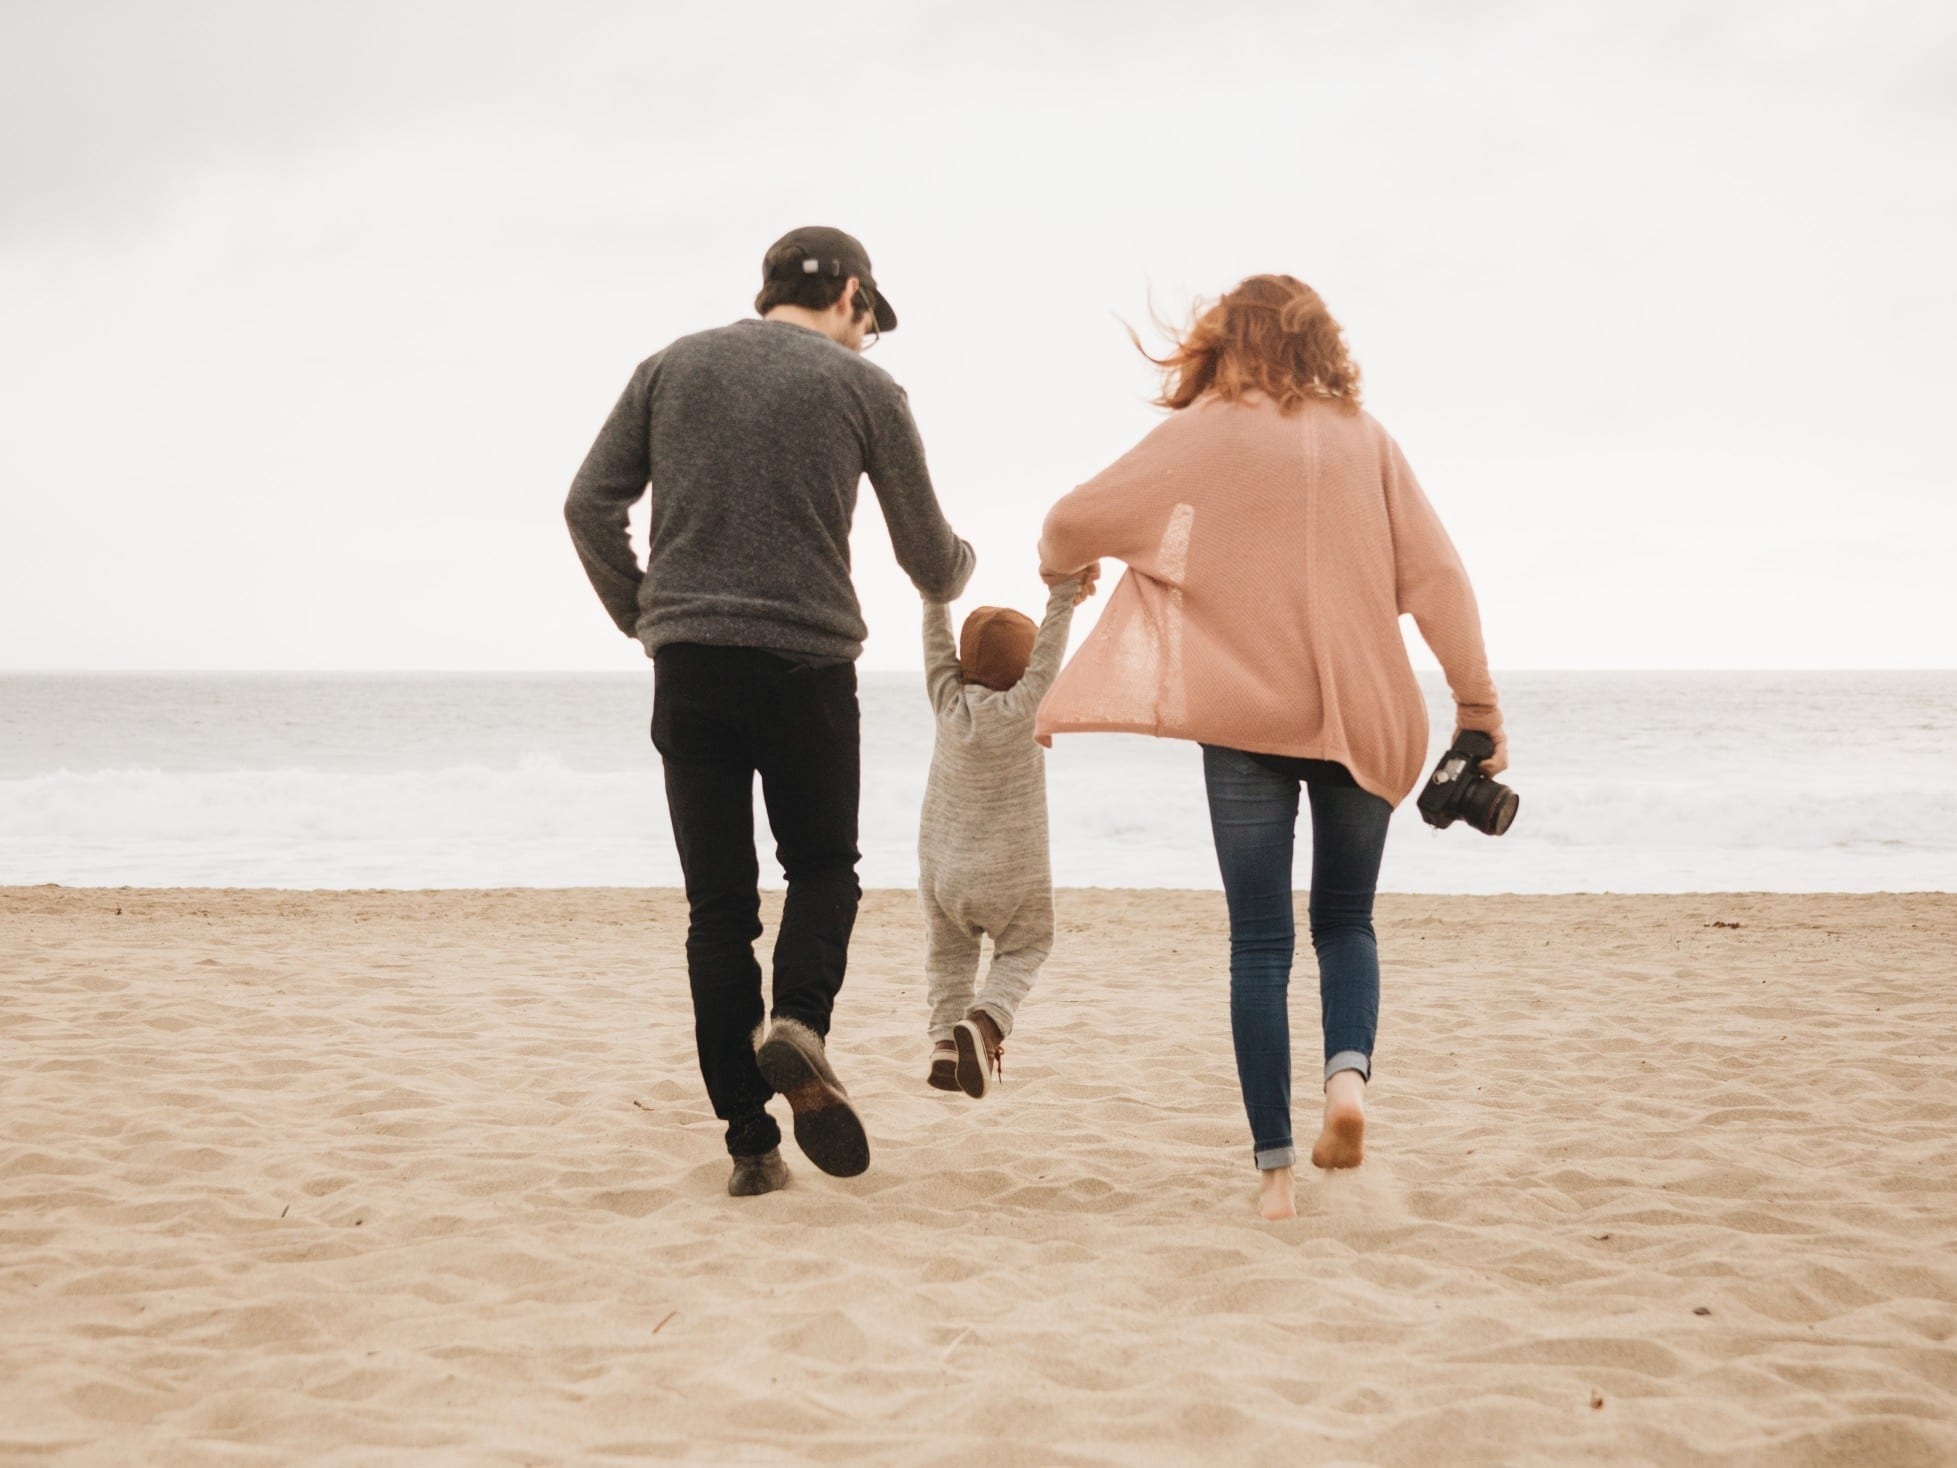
[2, 747, 1951, 891]
[4, 671, 1953, 891]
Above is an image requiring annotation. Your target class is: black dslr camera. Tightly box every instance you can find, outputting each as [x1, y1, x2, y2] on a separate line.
[1416, 729, 1518, 836]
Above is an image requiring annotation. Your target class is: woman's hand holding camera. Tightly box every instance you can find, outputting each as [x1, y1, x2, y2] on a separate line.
[1456, 727, 1509, 778]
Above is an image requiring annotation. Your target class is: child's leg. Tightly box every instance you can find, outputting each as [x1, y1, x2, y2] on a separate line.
[923, 888, 983, 1043]
[972, 888, 1054, 1040]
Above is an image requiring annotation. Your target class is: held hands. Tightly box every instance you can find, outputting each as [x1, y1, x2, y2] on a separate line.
[1043, 560, 1101, 605]
[930, 560, 1098, 610]
[1456, 728, 1510, 778]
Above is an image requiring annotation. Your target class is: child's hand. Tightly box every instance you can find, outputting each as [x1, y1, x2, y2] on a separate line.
[1045, 561, 1101, 604]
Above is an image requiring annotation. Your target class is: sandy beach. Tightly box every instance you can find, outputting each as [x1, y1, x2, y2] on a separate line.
[3, 887, 1953, 1466]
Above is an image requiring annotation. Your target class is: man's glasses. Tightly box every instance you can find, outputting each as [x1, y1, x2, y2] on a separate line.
[853, 286, 880, 348]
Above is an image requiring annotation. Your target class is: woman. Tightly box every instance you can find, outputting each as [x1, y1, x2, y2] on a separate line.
[1035, 275, 1506, 1220]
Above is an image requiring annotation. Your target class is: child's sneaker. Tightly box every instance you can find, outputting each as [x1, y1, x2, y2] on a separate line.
[927, 1040, 960, 1092]
[952, 1010, 1005, 1099]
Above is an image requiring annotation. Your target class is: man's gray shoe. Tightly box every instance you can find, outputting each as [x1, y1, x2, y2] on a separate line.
[727, 1147, 791, 1197]
[753, 1018, 871, 1178]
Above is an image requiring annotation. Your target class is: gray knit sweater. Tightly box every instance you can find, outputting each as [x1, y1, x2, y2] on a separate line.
[564, 319, 975, 660]
[918, 583, 1078, 895]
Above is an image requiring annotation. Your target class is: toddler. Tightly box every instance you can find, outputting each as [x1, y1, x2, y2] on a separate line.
[918, 577, 1083, 1097]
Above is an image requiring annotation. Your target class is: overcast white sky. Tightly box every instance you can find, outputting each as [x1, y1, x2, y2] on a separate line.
[3, 0, 1953, 671]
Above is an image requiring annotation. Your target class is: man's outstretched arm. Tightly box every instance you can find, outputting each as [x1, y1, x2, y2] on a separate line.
[564, 359, 656, 637]
[864, 383, 975, 604]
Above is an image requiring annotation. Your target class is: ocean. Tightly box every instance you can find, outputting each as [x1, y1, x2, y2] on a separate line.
[1, 672, 1951, 893]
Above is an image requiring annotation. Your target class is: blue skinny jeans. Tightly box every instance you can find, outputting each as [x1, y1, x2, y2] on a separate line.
[1202, 745, 1393, 1170]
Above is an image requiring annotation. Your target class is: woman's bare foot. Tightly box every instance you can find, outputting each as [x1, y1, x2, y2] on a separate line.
[1311, 1069, 1366, 1170]
[1256, 1165, 1297, 1220]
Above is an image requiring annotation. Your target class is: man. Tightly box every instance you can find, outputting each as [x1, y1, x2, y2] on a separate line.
[565, 227, 975, 1197]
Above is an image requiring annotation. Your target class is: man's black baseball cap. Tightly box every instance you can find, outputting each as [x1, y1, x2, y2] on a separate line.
[761, 225, 898, 332]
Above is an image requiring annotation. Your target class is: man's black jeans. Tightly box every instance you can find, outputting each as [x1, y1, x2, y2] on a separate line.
[650, 643, 863, 1159]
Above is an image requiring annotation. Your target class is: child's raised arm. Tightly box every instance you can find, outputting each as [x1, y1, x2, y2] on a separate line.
[922, 598, 971, 727]
[999, 579, 1081, 723]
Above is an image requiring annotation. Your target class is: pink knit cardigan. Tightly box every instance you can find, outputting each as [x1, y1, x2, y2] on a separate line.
[1034, 394, 1501, 807]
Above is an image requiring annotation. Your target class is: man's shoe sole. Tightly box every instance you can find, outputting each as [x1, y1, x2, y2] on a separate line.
[756, 1034, 871, 1178]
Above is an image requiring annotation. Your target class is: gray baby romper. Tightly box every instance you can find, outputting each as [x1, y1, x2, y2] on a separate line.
[917, 581, 1078, 1042]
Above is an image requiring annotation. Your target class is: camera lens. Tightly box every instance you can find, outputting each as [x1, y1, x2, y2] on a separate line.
[1460, 776, 1519, 836]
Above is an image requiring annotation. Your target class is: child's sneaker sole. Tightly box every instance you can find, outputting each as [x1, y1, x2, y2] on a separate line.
[952, 1019, 992, 1099]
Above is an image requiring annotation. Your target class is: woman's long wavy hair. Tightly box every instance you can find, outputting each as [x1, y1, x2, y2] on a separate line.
[1135, 274, 1363, 414]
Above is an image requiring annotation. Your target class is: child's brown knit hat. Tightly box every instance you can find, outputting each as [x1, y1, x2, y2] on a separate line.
[959, 606, 1037, 691]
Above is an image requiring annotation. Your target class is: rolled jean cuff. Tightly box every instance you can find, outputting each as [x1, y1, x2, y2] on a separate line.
[1254, 1143, 1297, 1170]
[1325, 1050, 1371, 1084]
